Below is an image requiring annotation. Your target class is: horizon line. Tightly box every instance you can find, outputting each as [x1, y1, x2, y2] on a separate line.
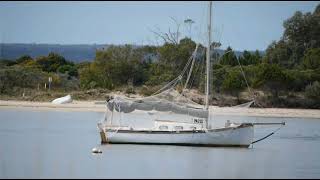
[0, 42, 266, 52]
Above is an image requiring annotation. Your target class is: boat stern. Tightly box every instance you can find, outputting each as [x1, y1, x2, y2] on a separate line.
[97, 122, 108, 144]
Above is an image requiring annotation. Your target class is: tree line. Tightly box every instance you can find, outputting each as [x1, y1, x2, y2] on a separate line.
[0, 4, 319, 107]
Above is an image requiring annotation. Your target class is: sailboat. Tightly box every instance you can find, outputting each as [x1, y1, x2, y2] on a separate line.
[97, 2, 285, 147]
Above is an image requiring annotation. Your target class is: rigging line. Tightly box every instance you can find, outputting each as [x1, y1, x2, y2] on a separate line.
[147, 48, 194, 97]
[117, 102, 122, 128]
[235, 55, 254, 100]
[254, 101, 264, 108]
[219, 24, 224, 45]
[180, 3, 205, 92]
[176, 52, 204, 106]
[151, 76, 181, 96]
[179, 57, 192, 79]
[175, 80, 185, 103]
[189, 49, 204, 90]
[194, 2, 206, 46]
[152, 45, 199, 96]
[198, 52, 206, 92]
[188, 62, 200, 90]
[190, 7, 206, 89]
[179, 45, 199, 79]
[124, 85, 174, 102]
[177, 49, 196, 80]
[172, 76, 182, 87]
[189, 50, 206, 108]
[188, 46, 206, 91]
[182, 44, 200, 92]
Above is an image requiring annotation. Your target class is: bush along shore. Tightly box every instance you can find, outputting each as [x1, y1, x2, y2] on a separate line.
[0, 87, 319, 109]
[0, 5, 319, 109]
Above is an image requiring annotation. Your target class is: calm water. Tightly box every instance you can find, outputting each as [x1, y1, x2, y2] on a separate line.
[1, 108, 320, 178]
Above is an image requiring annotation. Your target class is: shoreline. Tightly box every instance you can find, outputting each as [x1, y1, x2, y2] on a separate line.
[0, 100, 320, 119]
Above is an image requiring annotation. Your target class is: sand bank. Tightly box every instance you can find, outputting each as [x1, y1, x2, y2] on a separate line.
[0, 100, 319, 119]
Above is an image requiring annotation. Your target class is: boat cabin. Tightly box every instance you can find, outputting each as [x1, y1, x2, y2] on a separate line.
[153, 119, 206, 131]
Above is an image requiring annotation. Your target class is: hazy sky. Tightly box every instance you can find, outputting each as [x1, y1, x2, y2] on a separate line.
[1, 1, 319, 51]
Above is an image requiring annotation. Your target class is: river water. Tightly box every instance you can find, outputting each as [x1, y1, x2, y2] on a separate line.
[0, 108, 320, 178]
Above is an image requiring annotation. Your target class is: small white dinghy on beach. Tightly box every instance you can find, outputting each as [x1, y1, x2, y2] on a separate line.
[52, 94, 73, 104]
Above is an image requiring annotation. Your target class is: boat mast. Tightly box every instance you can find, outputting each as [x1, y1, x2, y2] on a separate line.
[205, 1, 212, 110]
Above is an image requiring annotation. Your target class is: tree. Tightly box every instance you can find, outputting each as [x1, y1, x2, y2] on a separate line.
[254, 64, 288, 98]
[0, 66, 47, 94]
[35, 52, 69, 72]
[184, 18, 195, 38]
[283, 9, 320, 50]
[222, 68, 246, 102]
[283, 11, 311, 47]
[87, 44, 158, 89]
[157, 37, 196, 76]
[79, 63, 104, 89]
[238, 50, 254, 66]
[145, 62, 175, 86]
[212, 64, 227, 93]
[0, 59, 17, 67]
[58, 64, 78, 77]
[302, 48, 320, 69]
[284, 69, 320, 91]
[149, 17, 182, 45]
[264, 40, 293, 68]
[219, 47, 238, 66]
[252, 50, 262, 64]
[305, 81, 320, 100]
[16, 55, 33, 64]
[264, 5, 320, 69]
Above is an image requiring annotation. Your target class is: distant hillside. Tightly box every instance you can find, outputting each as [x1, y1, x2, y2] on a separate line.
[0, 43, 264, 63]
[0, 43, 109, 62]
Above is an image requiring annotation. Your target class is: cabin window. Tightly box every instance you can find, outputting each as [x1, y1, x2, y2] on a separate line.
[159, 125, 168, 130]
[175, 126, 183, 131]
[193, 118, 204, 124]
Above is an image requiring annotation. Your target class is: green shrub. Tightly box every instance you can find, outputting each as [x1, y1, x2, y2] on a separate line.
[305, 81, 320, 100]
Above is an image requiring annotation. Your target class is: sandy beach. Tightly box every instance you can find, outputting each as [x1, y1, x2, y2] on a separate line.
[0, 100, 320, 119]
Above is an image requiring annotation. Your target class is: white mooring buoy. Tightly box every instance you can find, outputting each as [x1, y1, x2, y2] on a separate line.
[92, 147, 102, 154]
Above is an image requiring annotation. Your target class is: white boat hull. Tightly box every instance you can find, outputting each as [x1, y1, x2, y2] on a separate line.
[99, 124, 254, 147]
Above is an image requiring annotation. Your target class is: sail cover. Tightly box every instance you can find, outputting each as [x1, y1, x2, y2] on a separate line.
[107, 88, 209, 119]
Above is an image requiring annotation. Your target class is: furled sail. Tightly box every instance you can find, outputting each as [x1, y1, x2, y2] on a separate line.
[106, 88, 209, 119]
